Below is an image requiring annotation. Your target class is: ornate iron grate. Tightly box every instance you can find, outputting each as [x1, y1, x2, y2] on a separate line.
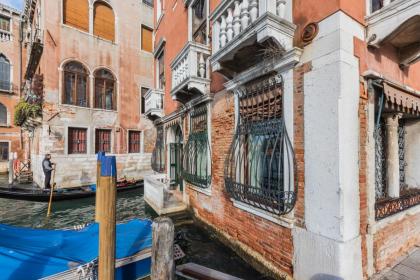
[375, 120, 387, 199]
[398, 120, 407, 191]
[224, 74, 297, 216]
[182, 105, 211, 188]
[375, 189, 420, 220]
[151, 126, 165, 173]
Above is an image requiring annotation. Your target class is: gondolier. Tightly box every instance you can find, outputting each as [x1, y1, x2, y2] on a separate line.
[42, 154, 55, 189]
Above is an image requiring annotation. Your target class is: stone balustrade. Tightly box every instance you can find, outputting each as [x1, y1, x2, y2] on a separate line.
[212, 0, 288, 54]
[145, 88, 164, 118]
[171, 41, 211, 92]
[0, 30, 12, 42]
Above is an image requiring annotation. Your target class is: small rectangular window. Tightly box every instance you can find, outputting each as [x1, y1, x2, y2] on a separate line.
[192, 0, 207, 44]
[95, 129, 111, 153]
[142, 0, 154, 7]
[68, 127, 87, 154]
[141, 87, 149, 114]
[0, 16, 10, 32]
[0, 142, 9, 161]
[128, 131, 141, 153]
[158, 51, 165, 89]
[141, 25, 153, 52]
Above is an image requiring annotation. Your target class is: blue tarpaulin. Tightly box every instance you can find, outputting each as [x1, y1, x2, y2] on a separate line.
[0, 219, 152, 279]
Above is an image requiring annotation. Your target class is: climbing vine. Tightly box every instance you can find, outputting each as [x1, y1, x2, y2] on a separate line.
[14, 100, 42, 126]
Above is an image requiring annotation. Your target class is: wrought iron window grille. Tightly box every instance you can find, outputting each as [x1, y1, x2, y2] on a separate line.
[151, 126, 165, 173]
[182, 104, 211, 189]
[374, 90, 408, 200]
[224, 74, 297, 216]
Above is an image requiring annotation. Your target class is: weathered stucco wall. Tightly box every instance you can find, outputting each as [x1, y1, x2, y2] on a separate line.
[0, 5, 24, 169]
[26, 0, 155, 186]
[32, 152, 152, 188]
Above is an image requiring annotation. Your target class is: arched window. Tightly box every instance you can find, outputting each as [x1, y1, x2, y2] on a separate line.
[93, 1, 115, 41]
[63, 61, 89, 107]
[63, 0, 89, 32]
[0, 55, 11, 91]
[94, 69, 116, 110]
[0, 103, 7, 125]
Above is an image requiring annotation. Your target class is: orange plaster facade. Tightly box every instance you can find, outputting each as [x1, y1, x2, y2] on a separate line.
[0, 4, 24, 172]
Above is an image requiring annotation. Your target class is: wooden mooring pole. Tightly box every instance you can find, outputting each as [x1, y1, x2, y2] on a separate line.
[96, 153, 117, 280]
[151, 217, 175, 280]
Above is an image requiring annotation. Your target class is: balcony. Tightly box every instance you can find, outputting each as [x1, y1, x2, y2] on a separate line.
[0, 30, 12, 42]
[25, 27, 44, 80]
[144, 88, 164, 120]
[170, 41, 211, 103]
[367, 0, 420, 67]
[210, 0, 295, 78]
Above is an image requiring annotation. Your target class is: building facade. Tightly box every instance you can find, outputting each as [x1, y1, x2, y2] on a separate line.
[22, 0, 155, 187]
[145, 0, 420, 279]
[0, 4, 24, 173]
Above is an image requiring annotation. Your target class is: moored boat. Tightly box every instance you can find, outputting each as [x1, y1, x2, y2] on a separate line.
[0, 179, 143, 202]
[0, 219, 152, 280]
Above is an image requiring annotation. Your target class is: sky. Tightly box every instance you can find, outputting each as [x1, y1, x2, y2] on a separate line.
[0, 0, 23, 10]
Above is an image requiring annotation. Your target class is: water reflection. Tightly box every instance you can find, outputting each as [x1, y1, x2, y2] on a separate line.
[0, 188, 156, 229]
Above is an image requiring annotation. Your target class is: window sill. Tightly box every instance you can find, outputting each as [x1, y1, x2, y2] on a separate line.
[61, 24, 117, 46]
[231, 199, 295, 228]
[372, 202, 420, 233]
[0, 89, 13, 94]
[187, 182, 212, 197]
[60, 104, 117, 113]
[0, 124, 11, 128]
[140, 50, 154, 56]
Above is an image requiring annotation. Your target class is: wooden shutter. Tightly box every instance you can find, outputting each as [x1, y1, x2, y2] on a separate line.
[69, 128, 87, 154]
[96, 129, 111, 153]
[141, 26, 153, 52]
[63, 0, 89, 32]
[129, 131, 141, 153]
[94, 2, 115, 41]
[0, 142, 9, 161]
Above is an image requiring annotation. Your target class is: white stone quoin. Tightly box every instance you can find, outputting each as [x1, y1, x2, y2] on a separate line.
[293, 11, 364, 280]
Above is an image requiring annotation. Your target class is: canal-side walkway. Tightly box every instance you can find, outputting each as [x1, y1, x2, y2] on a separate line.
[375, 248, 420, 280]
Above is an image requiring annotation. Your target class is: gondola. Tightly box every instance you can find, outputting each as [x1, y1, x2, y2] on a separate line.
[0, 179, 143, 202]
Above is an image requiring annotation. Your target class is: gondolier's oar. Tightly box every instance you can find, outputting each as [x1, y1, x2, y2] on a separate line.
[47, 164, 57, 217]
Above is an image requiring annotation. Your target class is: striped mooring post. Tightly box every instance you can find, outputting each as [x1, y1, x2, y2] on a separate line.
[96, 152, 117, 280]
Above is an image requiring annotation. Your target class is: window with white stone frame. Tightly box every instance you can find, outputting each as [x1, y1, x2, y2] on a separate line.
[373, 81, 420, 220]
[224, 74, 297, 216]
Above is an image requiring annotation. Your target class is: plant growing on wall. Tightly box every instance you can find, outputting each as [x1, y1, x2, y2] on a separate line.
[13, 100, 42, 126]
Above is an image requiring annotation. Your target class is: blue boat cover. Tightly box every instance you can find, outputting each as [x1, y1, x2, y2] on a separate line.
[0, 219, 152, 279]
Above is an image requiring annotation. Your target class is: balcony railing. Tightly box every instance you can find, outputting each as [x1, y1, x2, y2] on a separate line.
[25, 27, 44, 80]
[210, 0, 295, 77]
[170, 41, 211, 102]
[145, 88, 164, 119]
[0, 30, 12, 42]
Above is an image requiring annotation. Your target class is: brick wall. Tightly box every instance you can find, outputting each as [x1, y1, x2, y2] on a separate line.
[373, 212, 420, 271]
[294, 63, 311, 227]
[184, 65, 309, 278]
[358, 87, 369, 278]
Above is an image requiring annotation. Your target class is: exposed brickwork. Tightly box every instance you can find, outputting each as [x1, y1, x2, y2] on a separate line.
[293, 62, 311, 227]
[184, 65, 309, 278]
[373, 212, 420, 272]
[358, 84, 369, 279]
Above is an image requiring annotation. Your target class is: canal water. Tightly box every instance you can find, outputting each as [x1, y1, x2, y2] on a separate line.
[0, 175, 272, 280]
